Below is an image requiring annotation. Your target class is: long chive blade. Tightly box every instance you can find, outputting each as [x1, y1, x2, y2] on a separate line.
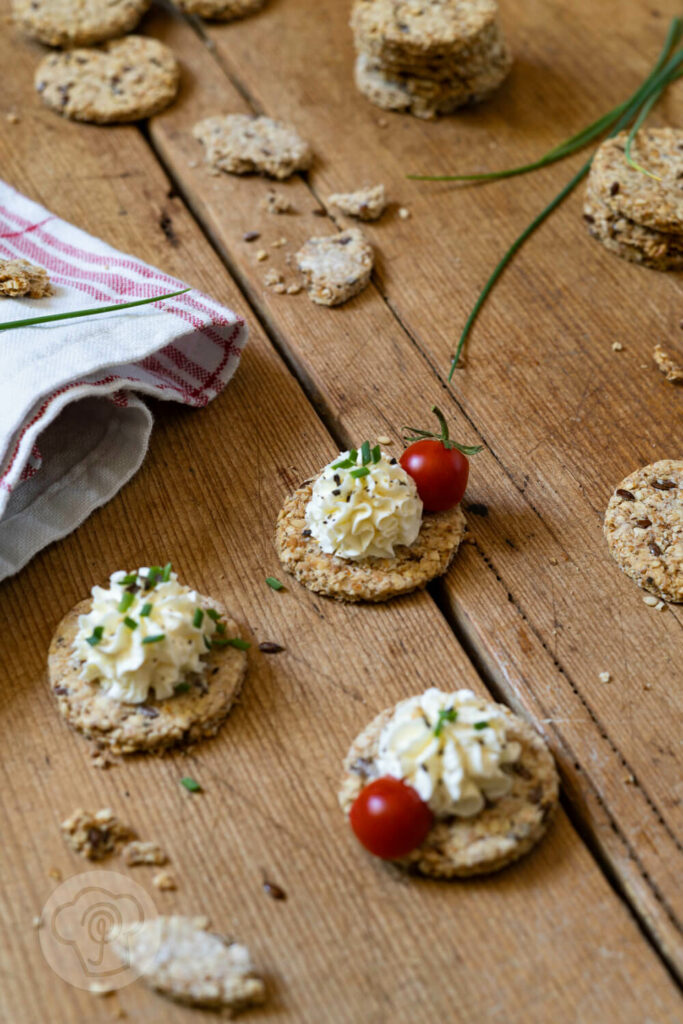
[0, 287, 191, 331]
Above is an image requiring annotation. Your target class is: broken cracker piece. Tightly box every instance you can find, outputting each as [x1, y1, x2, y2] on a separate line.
[295, 227, 373, 306]
[0, 257, 53, 298]
[110, 915, 266, 1011]
[193, 113, 312, 180]
[260, 190, 293, 214]
[327, 183, 387, 221]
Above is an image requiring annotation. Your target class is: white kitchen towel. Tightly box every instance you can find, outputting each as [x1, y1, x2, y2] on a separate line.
[0, 181, 247, 581]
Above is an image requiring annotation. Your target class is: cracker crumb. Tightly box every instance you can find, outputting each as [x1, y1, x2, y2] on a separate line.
[643, 683, 653, 691]
[271, 237, 288, 248]
[260, 190, 293, 215]
[263, 269, 284, 287]
[32, 916, 42, 929]
[89, 982, 115, 997]
[611, 341, 623, 352]
[655, 600, 667, 611]
[122, 840, 168, 867]
[188, 159, 198, 168]
[623, 774, 636, 785]
[153, 870, 177, 891]
[48, 867, 62, 881]
[642, 595, 659, 606]
[377, 117, 388, 127]
[273, 283, 286, 294]
[398, 207, 411, 220]
[0, 257, 53, 298]
[598, 671, 611, 683]
[6, 112, 19, 124]
[653, 343, 683, 382]
[285, 283, 302, 295]
[60, 808, 133, 861]
[377, 435, 392, 445]
[549, 557, 558, 565]
[256, 249, 269, 262]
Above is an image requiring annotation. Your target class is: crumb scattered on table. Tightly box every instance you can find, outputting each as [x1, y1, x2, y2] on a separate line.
[60, 808, 133, 861]
[122, 840, 168, 867]
[653, 343, 683, 382]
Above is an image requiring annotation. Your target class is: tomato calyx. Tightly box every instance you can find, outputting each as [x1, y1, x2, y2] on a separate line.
[349, 776, 434, 860]
[403, 405, 483, 457]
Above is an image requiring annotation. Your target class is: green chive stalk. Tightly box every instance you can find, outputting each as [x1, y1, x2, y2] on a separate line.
[447, 27, 683, 378]
[0, 287, 191, 331]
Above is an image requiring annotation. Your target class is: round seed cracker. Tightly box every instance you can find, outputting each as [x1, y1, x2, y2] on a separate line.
[339, 698, 558, 878]
[583, 186, 683, 272]
[354, 51, 510, 118]
[175, 0, 266, 19]
[48, 597, 248, 754]
[35, 36, 179, 125]
[589, 129, 683, 236]
[274, 478, 467, 602]
[13, 0, 151, 47]
[351, 0, 501, 62]
[603, 459, 683, 603]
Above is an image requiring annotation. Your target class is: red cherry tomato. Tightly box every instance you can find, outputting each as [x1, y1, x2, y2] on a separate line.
[400, 439, 469, 512]
[349, 777, 433, 859]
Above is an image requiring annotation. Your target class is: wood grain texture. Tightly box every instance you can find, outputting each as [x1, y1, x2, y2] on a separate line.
[0, 4, 681, 1023]
[143, 0, 683, 974]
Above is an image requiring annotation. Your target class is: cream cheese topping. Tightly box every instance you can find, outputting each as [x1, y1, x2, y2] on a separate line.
[305, 446, 422, 560]
[73, 568, 219, 704]
[375, 688, 521, 818]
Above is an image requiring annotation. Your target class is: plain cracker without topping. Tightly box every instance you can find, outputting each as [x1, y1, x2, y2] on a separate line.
[339, 699, 558, 877]
[295, 228, 374, 306]
[48, 596, 248, 753]
[13, 0, 151, 47]
[175, 0, 265, 19]
[35, 36, 179, 124]
[275, 478, 467, 602]
[589, 129, 683, 236]
[582, 187, 683, 272]
[603, 459, 683, 603]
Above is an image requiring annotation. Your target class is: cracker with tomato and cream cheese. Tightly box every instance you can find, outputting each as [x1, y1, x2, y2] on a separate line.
[339, 689, 558, 877]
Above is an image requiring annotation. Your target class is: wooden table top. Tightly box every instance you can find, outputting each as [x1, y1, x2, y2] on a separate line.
[0, 1, 681, 1021]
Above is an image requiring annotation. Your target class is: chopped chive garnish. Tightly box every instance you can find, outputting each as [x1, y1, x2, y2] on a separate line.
[474, 721, 489, 731]
[145, 570, 159, 590]
[350, 467, 370, 478]
[371, 444, 381, 463]
[265, 576, 285, 591]
[193, 608, 204, 628]
[434, 708, 458, 737]
[86, 626, 104, 647]
[203, 635, 212, 651]
[161, 561, 172, 582]
[174, 682, 191, 694]
[360, 440, 371, 465]
[216, 622, 226, 634]
[333, 458, 353, 469]
[123, 617, 138, 630]
[118, 591, 135, 614]
[140, 602, 153, 617]
[207, 608, 222, 622]
[142, 634, 165, 645]
[214, 637, 251, 650]
[348, 448, 358, 463]
[180, 776, 202, 793]
[121, 572, 137, 585]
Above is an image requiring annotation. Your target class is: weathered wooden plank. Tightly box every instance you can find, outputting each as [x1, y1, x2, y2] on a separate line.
[0, 15, 681, 1024]
[145, 2, 683, 975]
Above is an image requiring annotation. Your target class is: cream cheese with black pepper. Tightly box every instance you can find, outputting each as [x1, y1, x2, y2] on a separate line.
[305, 445, 422, 560]
[375, 688, 521, 818]
[73, 567, 220, 703]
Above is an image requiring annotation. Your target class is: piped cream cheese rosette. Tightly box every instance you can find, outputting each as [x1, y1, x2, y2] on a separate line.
[339, 688, 559, 878]
[274, 436, 468, 603]
[48, 565, 249, 754]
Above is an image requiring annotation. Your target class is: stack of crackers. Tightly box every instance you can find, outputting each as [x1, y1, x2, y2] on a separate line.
[350, 0, 512, 119]
[584, 127, 683, 271]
